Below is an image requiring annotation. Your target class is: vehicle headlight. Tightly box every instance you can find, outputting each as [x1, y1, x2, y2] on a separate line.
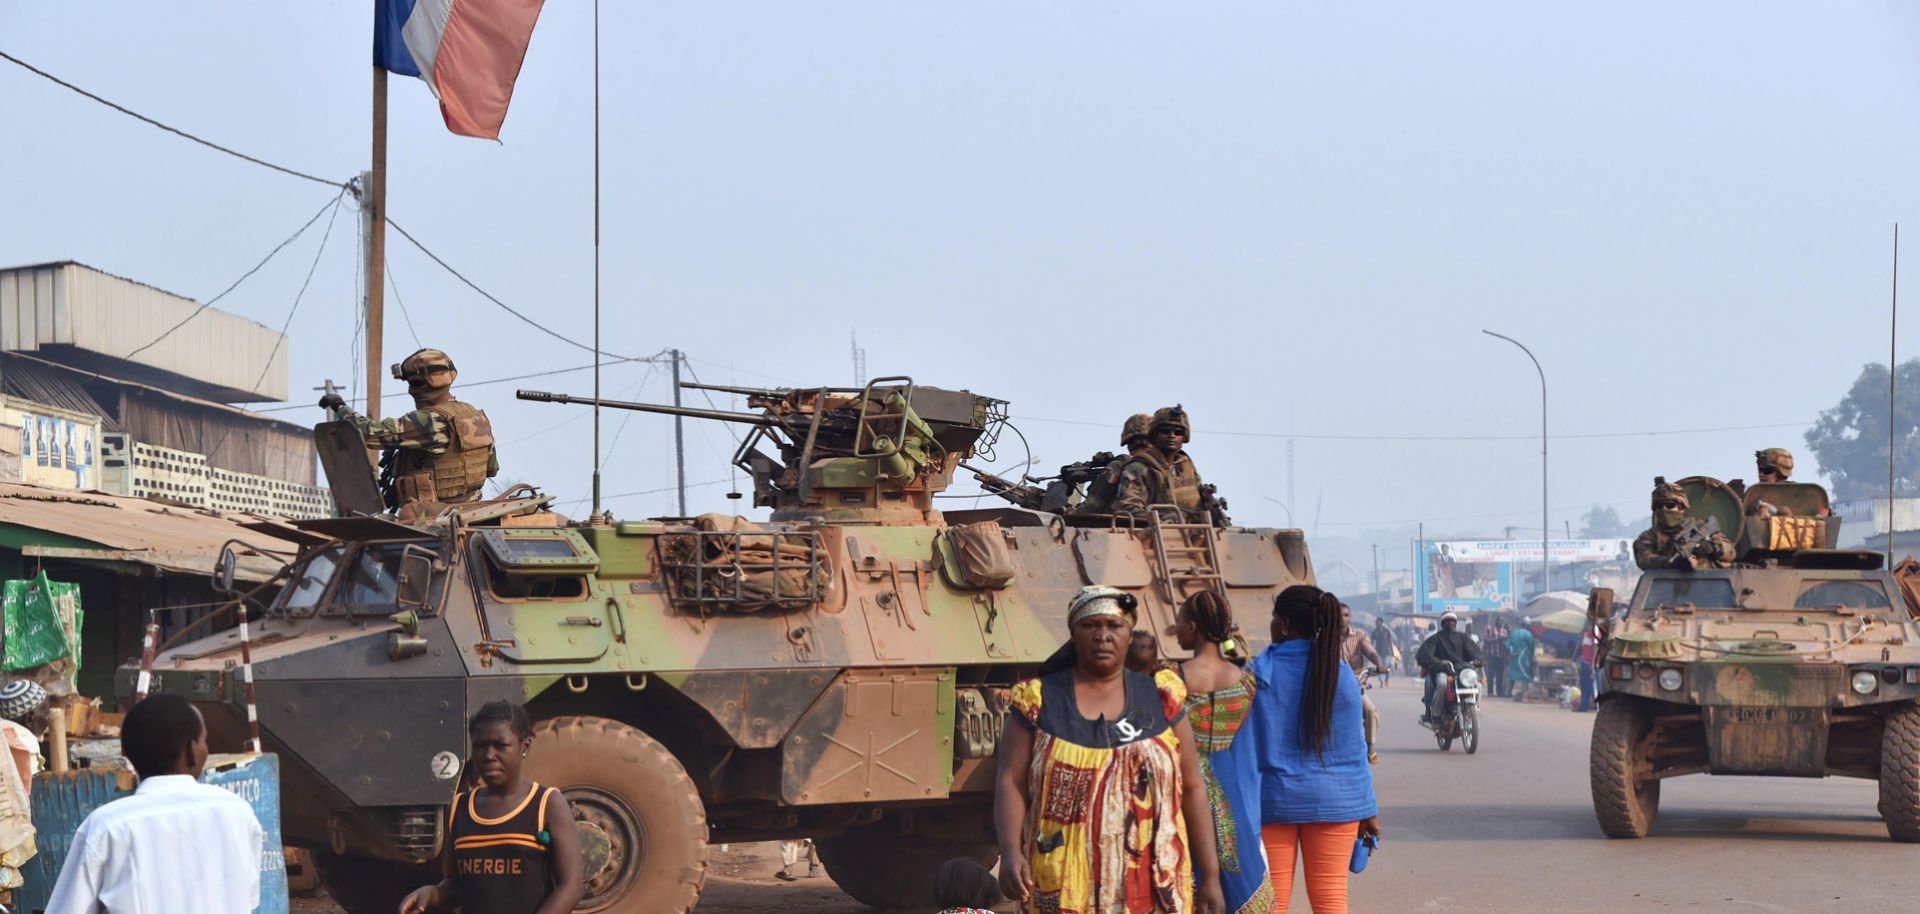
[1852, 671, 1879, 695]
[1458, 668, 1480, 688]
[1657, 669, 1683, 692]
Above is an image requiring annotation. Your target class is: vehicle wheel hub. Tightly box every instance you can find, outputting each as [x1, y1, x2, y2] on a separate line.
[566, 786, 642, 910]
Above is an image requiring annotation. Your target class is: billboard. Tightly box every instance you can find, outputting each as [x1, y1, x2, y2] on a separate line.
[1414, 538, 1633, 613]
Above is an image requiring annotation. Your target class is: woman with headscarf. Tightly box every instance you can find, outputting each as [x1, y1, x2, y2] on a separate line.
[1168, 590, 1271, 914]
[994, 585, 1225, 914]
[1248, 585, 1380, 914]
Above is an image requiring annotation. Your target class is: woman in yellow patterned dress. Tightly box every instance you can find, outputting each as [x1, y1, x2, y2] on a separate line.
[1169, 591, 1271, 914]
[994, 586, 1224, 914]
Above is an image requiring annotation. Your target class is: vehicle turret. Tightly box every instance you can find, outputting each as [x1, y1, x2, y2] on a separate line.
[518, 377, 1006, 525]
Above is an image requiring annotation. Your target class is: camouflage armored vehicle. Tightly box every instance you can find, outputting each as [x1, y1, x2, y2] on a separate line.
[122, 378, 1315, 913]
[1589, 475, 1920, 841]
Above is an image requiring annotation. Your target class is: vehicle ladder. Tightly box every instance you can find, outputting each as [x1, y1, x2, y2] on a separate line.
[1146, 506, 1224, 606]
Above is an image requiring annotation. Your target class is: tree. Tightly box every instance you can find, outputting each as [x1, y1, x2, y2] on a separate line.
[1580, 504, 1627, 538]
[1803, 360, 1920, 499]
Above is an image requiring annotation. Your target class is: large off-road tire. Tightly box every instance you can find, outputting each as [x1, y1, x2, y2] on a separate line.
[1591, 698, 1660, 838]
[1462, 705, 1480, 755]
[524, 716, 708, 913]
[1879, 702, 1920, 841]
[816, 819, 998, 909]
[311, 852, 441, 914]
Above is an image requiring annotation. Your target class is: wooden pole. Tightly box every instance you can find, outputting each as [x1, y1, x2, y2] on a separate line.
[367, 67, 389, 421]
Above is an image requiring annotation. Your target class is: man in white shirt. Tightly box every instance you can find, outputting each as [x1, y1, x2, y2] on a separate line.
[44, 693, 263, 914]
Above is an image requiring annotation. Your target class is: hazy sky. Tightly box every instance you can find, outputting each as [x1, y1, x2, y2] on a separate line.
[4, 2, 1917, 572]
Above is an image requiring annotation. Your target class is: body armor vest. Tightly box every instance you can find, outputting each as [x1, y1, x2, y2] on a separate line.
[394, 400, 495, 504]
[1128, 450, 1202, 512]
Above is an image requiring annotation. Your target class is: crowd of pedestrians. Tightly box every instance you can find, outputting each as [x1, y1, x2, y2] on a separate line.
[996, 583, 1379, 914]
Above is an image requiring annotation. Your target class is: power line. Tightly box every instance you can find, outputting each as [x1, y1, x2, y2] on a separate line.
[555, 478, 732, 509]
[124, 192, 346, 360]
[384, 217, 626, 359]
[203, 196, 346, 463]
[1013, 415, 1812, 443]
[386, 259, 423, 349]
[0, 50, 345, 190]
[254, 354, 670, 414]
[3, 49, 626, 368]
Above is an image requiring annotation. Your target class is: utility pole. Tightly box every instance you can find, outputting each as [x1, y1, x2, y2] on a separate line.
[365, 68, 388, 421]
[672, 349, 687, 515]
[1891, 223, 1901, 564]
[1372, 543, 1381, 602]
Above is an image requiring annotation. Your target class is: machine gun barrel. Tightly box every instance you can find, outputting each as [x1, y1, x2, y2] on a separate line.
[516, 390, 781, 426]
[676, 381, 786, 397]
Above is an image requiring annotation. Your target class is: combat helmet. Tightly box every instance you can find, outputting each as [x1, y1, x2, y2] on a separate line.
[1150, 404, 1191, 438]
[1756, 447, 1794, 480]
[1651, 477, 1689, 510]
[1120, 413, 1154, 447]
[392, 348, 458, 381]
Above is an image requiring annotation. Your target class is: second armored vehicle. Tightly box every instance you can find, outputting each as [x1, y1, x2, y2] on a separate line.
[1590, 476, 1920, 840]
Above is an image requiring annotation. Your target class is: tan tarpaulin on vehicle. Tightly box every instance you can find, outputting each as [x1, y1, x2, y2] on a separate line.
[661, 514, 827, 613]
[936, 520, 1016, 590]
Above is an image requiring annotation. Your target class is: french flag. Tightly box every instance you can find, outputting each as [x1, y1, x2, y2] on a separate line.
[374, 0, 546, 140]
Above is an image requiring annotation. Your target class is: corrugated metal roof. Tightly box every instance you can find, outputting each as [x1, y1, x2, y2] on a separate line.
[2, 351, 308, 434]
[0, 262, 289, 403]
[0, 482, 293, 581]
[0, 356, 119, 430]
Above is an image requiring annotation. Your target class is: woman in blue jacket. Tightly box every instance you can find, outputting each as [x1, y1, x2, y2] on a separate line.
[1247, 585, 1381, 913]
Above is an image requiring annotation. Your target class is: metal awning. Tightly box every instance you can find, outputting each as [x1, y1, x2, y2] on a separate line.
[0, 482, 295, 581]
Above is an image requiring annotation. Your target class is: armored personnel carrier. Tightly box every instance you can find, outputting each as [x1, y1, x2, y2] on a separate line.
[1590, 476, 1920, 841]
[121, 378, 1315, 913]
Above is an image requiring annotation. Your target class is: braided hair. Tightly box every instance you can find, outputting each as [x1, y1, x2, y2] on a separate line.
[1273, 584, 1345, 758]
[1181, 590, 1245, 664]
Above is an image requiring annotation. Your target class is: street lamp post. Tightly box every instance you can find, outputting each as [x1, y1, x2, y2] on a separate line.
[1484, 330, 1548, 599]
[1263, 496, 1294, 527]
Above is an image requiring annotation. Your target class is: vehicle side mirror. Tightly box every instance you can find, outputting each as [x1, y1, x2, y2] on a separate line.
[1587, 587, 1615, 624]
[214, 543, 239, 595]
[396, 545, 437, 611]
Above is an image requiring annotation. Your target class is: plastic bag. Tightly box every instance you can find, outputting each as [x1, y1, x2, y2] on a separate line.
[2, 573, 81, 675]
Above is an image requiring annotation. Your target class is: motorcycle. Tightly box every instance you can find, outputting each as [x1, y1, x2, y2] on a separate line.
[1426, 659, 1482, 753]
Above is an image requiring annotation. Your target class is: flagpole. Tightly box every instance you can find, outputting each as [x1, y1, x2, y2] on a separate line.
[367, 65, 389, 421]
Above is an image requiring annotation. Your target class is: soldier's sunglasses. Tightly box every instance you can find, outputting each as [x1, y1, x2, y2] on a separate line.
[402, 365, 454, 379]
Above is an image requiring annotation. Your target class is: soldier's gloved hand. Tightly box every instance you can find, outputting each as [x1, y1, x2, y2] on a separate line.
[318, 392, 346, 411]
[1690, 541, 1719, 558]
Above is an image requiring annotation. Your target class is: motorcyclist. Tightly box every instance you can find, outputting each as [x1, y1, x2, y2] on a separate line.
[1416, 610, 1483, 725]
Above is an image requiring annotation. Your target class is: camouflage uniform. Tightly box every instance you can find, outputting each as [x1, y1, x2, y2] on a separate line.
[339, 349, 498, 523]
[1074, 414, 1152, 515]
[1113, 406, 1205, 521]
[1633, 480, 1735, 571]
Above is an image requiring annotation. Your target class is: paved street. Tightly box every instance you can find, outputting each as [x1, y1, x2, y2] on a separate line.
[1353, 680, 1920, 913]
[301, 678, 1920, 913]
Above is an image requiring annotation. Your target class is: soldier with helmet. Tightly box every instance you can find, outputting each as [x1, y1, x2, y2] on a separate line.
[1112, 405, 1208, 522]
[1072, 413, 1153, 516]
[319, 348, 498, 523]
[1756, 447, 1794, 484]
[1632, 478, 1735, 571]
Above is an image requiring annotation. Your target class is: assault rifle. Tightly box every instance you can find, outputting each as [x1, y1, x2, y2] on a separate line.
[1666, 516, 1725, 570]
[969, 450, 1122, 513]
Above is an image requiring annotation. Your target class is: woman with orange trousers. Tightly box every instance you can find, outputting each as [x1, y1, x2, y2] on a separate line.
[1247, 585, 1381, 913]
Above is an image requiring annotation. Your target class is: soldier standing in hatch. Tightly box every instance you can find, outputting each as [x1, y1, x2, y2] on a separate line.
[1633, 480, 1736, 571]
[1112, 405, 1207, 522]
[1074, 413, 1153, 515]
[320, 348, 498, 524]
[1756, 447, 1794, 484]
